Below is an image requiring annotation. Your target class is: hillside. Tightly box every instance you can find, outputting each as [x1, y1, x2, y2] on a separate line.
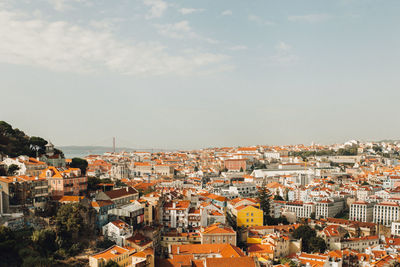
[0, 121, 63, 158]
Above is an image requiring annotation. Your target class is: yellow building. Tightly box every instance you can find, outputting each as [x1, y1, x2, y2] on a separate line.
[236, 205, 263, 228]
[89, 245, 136, 267]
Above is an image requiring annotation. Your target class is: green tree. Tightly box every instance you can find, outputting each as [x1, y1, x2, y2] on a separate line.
[257, 185, 272, 225]
[55, 204, 84, 237]
[292, 225, 325, 253]
[70, 158, 88, 175]
[274, 195, 284, 201]
[31, 228, 58, 257]
[309, 237, 327, 253]
[0, 226, 18, 265]
[7, 164, 20, 176]
[105, 260, 120, 267]
[87, 176, 101, 191]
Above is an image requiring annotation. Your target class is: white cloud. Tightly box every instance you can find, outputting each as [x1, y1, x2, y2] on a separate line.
[143, 0, 168, 19]
[156, 20, 218, 44]
[47, 0, 90, 12]
[248, 14, 274, 25]
[178, 8, 204, 15]
[221, 10, 232, 16]
[0, 9, 228, 75]
[288, 14, 332, 23]
[271, 41, 298, 65]
[229, 45, 247, 51]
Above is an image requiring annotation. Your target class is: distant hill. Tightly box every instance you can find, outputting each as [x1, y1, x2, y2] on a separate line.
[0, 121, 63, 158]
[59, 146, 173, 158]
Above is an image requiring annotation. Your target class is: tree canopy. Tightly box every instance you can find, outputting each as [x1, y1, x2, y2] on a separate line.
[292, 225, 327, 253]
[69, 158, 88, 175]
[0, 121, 63, 158]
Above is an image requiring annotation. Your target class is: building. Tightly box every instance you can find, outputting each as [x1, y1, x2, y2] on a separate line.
[391, 221, 400, 236]
[0, 175, 49, 212]
[341, 235, 379, 252]
[102, 219, 133, 246]
[154, 164, 174, 178]
[2, 156, 47, 176]
[40, 166, 87, 197]
[89, 245, 136, 267]
[96, 187, 139, 207]
[373, 202, 400, 226]
[349, 201, 374, 222]
[108, 201, 145, 227]
[162, 200, 190, 228]
[224, 159, 247, 172]
[91, 200, 116, 229]
[284, 201, 315, 219]
[200, 223, 237, 246]
[235, 205, 263, 228]
[315, 199, 344, 219]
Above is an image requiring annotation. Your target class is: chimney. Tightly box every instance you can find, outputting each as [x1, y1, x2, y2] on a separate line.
[126, 187, 129, 192]
[173, 202, 176, 208]
[177, 246, 180, 254]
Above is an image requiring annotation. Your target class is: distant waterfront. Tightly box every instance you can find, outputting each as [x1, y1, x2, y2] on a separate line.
[58, 146, 173, 159]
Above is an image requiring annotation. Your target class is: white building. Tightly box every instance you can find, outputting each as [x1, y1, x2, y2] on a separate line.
[349, 201, 374, 222]
[391, 221, 400, 236]
[102, 220, 133, 246]
[315, 199, 344, 219]
[373, 202, 400, 226]
[284, 201, 315, 219]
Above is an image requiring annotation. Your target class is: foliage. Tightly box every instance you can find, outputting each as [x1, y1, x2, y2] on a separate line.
[334, 208, 349, 220]
[32, 228, 58, 257]
[87, 177, 101, 191]
[273, 195, 284, 201]
[337, 146, 358, 156]
[105, 260, 120, 267]
[115, 180, 127, 187]
[96, 239, 116, 250]
[0, 121, 63, 158]
[361, 181, 370, 186]
[7, 164, 20, 176]
[292, 225, 327, 253]
[309, 237, 327, 253]
[257, 186, 273, 225]
[56, 204, 84, 234]
[280, 257, 297, 267]
[0, 226, 19, 266]
[69, 158, 88, 175]
[291, 145, 358, 159]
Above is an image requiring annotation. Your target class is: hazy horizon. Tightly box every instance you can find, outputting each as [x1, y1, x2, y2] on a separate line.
[2, 0, 399, 149]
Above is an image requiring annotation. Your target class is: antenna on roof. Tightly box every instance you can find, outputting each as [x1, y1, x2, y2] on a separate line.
[113, 137, 116, 154]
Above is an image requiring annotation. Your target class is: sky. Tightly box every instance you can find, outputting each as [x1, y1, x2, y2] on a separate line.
[1, 0, 400, 150]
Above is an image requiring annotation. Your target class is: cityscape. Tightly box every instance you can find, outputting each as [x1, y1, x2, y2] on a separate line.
[2, 0, 400, 266]
[1, 121, 400, 266]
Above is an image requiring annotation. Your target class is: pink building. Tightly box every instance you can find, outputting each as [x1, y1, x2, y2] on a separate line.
[40, 166, 87, 197]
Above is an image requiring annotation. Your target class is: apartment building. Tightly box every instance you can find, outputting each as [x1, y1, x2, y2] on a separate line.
[89, 245, 136, 267]
[315, 199, 344, 219]
[373, 202, 400, 226]
[40, 166, 87, 197]
[235, 205, 263, 228]
[200, 223, 236, 246]
[0, 175, 49, 212]
[284, 201, 315, 219]
[162, 200, 190, 228]
[349, 201, 374, 222]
